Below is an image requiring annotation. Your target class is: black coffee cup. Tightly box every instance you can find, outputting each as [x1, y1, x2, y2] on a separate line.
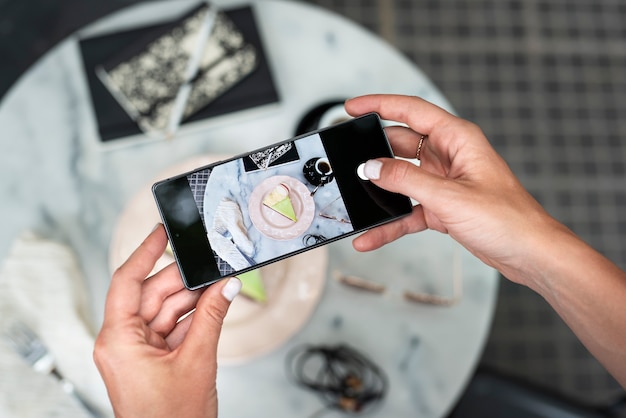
[303, 157, 334, 186]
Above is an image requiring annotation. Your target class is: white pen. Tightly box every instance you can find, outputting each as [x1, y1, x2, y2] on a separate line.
[166, 3, 217, 139]
[264, 150, 274, 170]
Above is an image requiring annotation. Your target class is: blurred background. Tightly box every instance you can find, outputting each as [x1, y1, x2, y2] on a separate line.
[1, 0, 625, 413]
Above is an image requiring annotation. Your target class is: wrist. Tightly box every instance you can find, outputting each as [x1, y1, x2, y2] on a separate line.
[493, 212, 575, 292]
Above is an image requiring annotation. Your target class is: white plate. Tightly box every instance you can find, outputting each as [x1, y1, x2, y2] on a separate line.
[248, 175, 315, 240]
[108, 155, 327, 364]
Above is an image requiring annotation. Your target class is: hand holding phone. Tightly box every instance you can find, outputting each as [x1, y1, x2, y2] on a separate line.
[153, 113, 412, 289]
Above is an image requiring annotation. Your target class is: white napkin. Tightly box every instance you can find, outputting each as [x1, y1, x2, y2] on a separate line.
[0, 231, 112, 418]
[207, 198, 255, 271]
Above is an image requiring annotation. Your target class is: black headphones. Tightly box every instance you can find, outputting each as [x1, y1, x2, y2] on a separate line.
[286, 344, 388, 414]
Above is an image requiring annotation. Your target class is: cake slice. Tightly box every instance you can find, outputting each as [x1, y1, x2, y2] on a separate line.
[237, 269, 267, 303]
[262, 183, 297, 222]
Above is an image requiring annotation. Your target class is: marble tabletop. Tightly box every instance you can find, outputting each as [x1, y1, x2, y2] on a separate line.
[0, 0, 498, 417]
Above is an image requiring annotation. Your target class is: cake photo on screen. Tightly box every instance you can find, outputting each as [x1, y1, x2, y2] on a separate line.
[262, 183, 297, 222]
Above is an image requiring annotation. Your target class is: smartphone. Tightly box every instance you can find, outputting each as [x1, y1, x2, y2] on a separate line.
[153, 113, 412, 289]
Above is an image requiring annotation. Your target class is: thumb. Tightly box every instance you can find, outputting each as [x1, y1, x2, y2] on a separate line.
[362, 158, 446, 207]
[179, 277, 241, 360]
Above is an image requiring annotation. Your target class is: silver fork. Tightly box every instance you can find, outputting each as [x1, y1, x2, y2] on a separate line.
[2, 320, 102, 417]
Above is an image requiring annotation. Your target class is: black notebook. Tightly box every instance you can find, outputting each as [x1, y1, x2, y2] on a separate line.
[79, 3, 279, 143]
[242, 142, 301, 172]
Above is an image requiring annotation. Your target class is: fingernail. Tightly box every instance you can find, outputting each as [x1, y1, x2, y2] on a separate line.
[151, 223, 161, 232]
[221, 277, 242, 302]
[363, 159, 383, 180]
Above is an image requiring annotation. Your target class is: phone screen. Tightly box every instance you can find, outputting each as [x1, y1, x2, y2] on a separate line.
[153, 113, 412, 289]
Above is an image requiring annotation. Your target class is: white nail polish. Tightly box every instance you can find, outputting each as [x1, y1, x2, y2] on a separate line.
[222, 278, 242, 302]
[363, 160, 383, 180]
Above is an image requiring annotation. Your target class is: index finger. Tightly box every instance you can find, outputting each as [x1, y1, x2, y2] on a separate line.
[104, 224, 168, 323]
[345, 94, 452, 135]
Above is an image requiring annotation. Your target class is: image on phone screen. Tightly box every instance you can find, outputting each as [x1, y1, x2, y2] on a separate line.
[153, 113, 412, 289]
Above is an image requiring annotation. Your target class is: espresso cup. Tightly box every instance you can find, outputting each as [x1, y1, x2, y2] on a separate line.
[303, 157, 334, 187]
[315, 158, 333, 176]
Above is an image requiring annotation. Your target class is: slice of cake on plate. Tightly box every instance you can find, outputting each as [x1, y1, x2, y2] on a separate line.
[262, 183, 297, 222]
[237, 269, 267, 303]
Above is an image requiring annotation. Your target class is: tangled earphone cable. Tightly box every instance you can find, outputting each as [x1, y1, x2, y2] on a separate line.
[286, 344, 388, 416]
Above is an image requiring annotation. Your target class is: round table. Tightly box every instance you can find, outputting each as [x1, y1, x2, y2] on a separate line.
[0, 1, 498, 416]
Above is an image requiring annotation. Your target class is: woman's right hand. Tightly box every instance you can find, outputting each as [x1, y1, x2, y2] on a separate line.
[345, 94, 563, 284]
[345, 95, 626, 389]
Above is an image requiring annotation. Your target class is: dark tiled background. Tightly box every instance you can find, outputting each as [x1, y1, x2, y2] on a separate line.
[1, 0, 625, 414]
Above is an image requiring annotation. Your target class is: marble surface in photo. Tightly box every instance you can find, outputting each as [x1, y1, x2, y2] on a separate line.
[203, 132, 352, 269]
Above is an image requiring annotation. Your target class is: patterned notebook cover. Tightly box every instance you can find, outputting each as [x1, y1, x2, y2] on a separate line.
[243, 142, 300, 172]
[79, 4, 279, 142]
[96, 3, 257, 135]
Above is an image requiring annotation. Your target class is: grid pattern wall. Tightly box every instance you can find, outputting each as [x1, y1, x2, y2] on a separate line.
[303, 0, 626, 407]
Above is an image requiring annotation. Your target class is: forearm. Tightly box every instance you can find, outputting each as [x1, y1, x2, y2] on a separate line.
[501, 219, 626, 388]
